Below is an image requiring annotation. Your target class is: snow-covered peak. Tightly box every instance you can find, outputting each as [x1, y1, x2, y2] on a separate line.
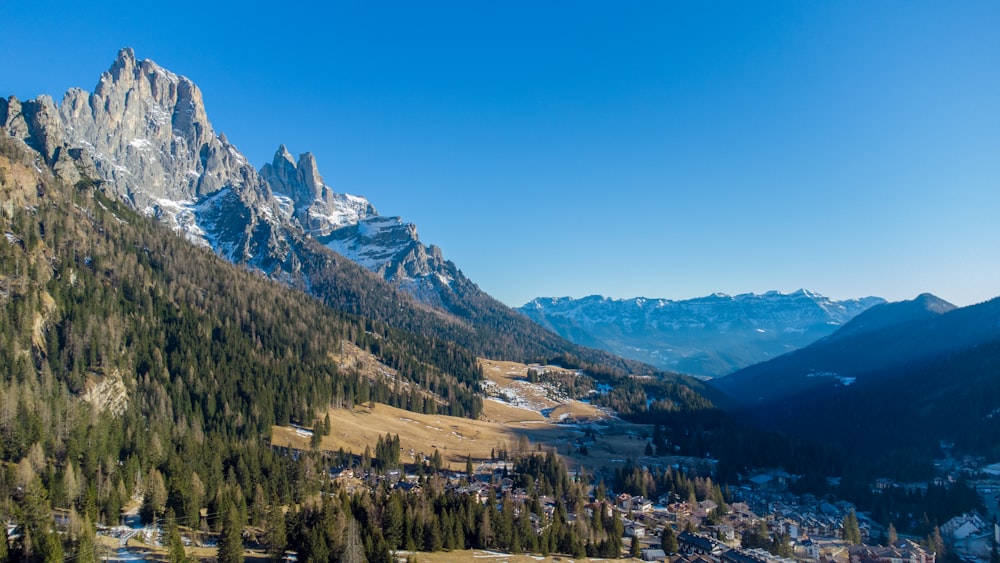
[518, 290, 886, 377]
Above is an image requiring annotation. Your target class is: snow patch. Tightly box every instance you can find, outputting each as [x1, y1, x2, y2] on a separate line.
[146, 102, 171, 126]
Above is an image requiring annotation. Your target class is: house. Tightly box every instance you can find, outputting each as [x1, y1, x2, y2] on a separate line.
[626, 522, 647, 538]
[940, 513, 993, 560]
[714, 525, 736, 542]
[778, 518, 799, 539]
[328, 467, 353, 480]
[618, 493, 634, 510]
[633, 496, 654, 513]
[396, 481, 421, 494]
[679, 531, 726, 558]
[641, 548, 668, 561]
[721, 549, 769, 563]
[669, 502, 693, 517]
[697, 500, 719, 517]
[800, 538, 820, 559]
[848, 540, 935, 563]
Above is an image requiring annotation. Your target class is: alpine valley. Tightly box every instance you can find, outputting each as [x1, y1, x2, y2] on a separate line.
[1, 48, 998, 563]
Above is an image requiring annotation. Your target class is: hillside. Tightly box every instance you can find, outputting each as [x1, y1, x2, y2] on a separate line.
[0, 131, 487, 523]
[710, 293, 1000, 474]
[0, 131, 723, 561]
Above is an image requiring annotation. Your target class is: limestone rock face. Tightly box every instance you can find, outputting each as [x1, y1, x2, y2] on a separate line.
[59, 48, 272, 202]
[2, 95, 96, 186]
[48, 48, 290, 272]
[261, 145, 376, 236]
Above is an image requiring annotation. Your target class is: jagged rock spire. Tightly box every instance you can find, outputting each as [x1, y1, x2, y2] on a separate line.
[260, 145, 376, 236]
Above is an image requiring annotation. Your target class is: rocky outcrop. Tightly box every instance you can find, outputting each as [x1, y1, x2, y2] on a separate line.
[80, 369, 129, 417]
[58, 47, 224, 203]
[2, 95, 99, 186]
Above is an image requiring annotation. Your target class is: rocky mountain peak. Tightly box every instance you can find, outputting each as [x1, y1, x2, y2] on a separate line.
[276, 143, 295, 166]
[2, 49, 292, 272]
[3, 48, 486, 314]
[260, 145, 375, 236]
[297, 152, 325, 199]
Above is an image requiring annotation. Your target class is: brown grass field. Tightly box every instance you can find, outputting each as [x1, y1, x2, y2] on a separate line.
[128, 360, 662, 561]
[271, 358, 673, 474]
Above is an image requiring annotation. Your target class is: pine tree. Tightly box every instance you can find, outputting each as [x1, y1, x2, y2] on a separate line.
[888, 523, 898, 545]
[217, 507, 244, 563]
[630, 535, 642, 558]
[662, 525, 679, 553]
[73, 516, 99, 563]
[265, 504, 287, 561]
[382, 494, 404, 549]
[931, 525, 944, 558]
[142, 468, 168, 524]
[343, 518, 367, 563]
[164, 508, 187, 563]
[843, 509, 861, 545]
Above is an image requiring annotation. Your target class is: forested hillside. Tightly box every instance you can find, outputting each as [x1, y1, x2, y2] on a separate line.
[0, 133, 493, 558]
[0, 109, 724, 561]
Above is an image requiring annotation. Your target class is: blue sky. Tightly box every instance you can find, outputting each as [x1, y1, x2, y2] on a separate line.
[3, 2, 998, 307]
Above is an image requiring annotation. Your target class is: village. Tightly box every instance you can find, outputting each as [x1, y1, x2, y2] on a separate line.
[317, 449, 984, 563]
[81, 360, 998, 563]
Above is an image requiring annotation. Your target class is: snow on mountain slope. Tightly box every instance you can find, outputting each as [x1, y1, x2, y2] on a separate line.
[518, 290, 885, 377]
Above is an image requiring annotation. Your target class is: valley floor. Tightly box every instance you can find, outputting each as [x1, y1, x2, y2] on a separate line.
[271, 358, 675, 476]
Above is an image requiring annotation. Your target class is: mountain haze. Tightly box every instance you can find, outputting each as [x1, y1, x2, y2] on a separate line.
[519, 290, 884, 377]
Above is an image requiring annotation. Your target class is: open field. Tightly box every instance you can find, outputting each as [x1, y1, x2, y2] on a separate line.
[271, 358, 689, 476]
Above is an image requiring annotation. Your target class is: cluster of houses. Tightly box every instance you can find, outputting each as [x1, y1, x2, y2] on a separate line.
[327, 455, 983, 563]
[847, 540, 936, 563]
[583, 484, 939, 563]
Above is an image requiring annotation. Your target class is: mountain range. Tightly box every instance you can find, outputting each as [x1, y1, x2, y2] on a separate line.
[0, 48, 673, 375]
[6, 47, 1000, 473]
[518, 290, 884, 377]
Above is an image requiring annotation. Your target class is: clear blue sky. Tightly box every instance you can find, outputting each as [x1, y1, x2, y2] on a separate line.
[3, 1, 998, 307]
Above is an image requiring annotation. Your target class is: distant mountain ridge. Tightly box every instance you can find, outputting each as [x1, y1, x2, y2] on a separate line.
[518, 290, 885, 377]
